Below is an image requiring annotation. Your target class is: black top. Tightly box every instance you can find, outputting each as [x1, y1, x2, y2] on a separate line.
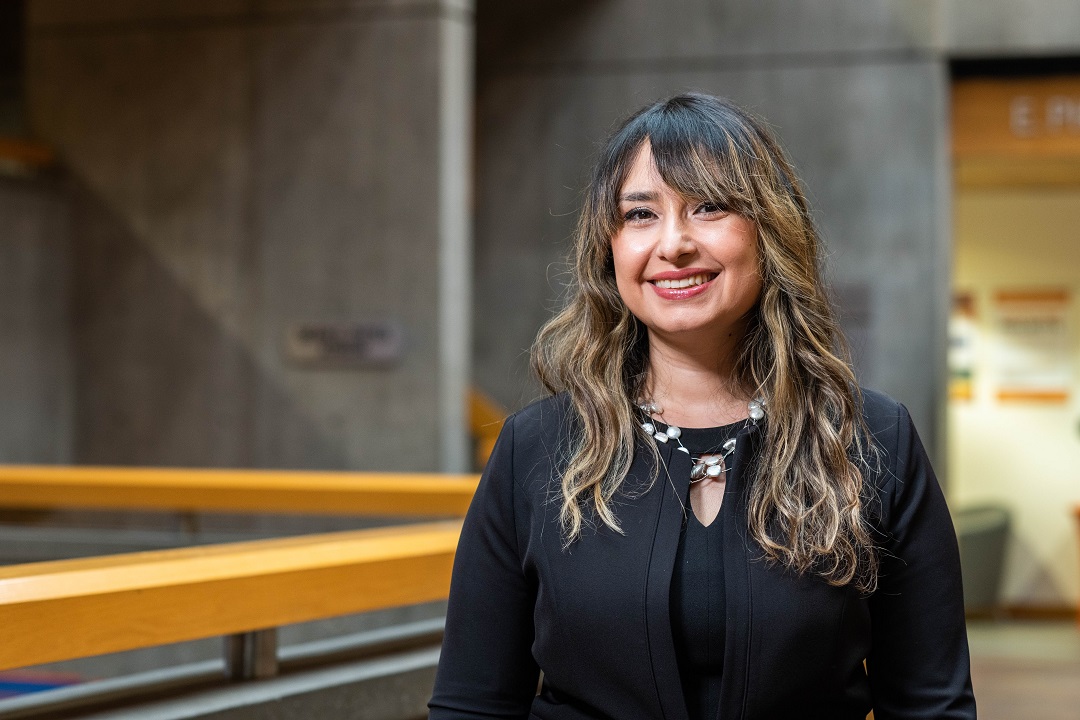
[429, 390, 976, 719]
[669, 422, 742, 720]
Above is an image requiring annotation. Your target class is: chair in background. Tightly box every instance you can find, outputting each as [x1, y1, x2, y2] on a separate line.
[955, 504, 1011, 616]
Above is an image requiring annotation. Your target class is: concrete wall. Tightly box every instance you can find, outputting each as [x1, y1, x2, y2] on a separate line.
[24, 0, 473, 472]
[14, 0, 1080, 475]
[0, 176, 72, 464]
[945, 0, 1080, 56]
[474, 0, 951, 459]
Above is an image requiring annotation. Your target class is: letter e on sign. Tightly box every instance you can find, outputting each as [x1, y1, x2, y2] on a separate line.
[1010, 96, 1036, 137]
[1045, 96, 1080, 133]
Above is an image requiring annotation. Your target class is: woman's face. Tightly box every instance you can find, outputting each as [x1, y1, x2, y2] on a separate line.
[611, 143, 762, 348]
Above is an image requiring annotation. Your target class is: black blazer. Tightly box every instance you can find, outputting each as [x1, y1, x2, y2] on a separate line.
[429, 390, 976, 719]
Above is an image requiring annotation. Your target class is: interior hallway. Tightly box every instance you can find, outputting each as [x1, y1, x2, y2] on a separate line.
[968, 620, 1080, 719]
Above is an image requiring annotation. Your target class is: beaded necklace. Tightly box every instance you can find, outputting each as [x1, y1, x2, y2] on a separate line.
[638, 398, 765, 483]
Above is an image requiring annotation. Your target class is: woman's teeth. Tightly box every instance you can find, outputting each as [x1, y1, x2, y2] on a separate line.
[653, 273, 714, 289]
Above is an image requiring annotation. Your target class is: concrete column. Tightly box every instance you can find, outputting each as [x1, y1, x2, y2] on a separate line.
[25, 0, 475, 472]
[436, 0, 474, 473]
[0, 176, 73, 464]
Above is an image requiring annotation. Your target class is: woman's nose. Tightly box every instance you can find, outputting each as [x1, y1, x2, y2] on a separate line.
[656, 215, 694, 261]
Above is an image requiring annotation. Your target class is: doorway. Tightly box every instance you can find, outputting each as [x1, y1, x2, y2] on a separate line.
[949, 63, 1080, 613]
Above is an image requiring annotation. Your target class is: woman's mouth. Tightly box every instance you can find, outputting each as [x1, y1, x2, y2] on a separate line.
[651, 272, 716, 290]
[648, 272, 718, 299]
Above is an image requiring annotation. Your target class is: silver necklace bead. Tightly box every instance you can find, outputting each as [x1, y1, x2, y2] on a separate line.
[639, 399, 763, 482]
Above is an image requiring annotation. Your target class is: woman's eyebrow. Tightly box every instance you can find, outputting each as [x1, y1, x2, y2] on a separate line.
[618, 191, 658, 202]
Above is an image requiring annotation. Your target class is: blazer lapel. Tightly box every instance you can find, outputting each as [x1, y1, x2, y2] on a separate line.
[716, 422, 763, 720]
[644, 437, 692, 720]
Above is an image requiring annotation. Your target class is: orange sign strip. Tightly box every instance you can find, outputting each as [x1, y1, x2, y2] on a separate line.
[953, 77, 1080, 158]
[995, 390, 1069, 403]
[993, 289, 1070, 304]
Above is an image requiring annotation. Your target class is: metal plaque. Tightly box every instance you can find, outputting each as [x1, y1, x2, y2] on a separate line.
[285, 321, 404, 368]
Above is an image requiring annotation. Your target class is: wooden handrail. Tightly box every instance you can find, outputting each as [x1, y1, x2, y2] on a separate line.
[0, 521, 461, 671]
[0, 137, 55, 170]
[470, 388, 507, 468]
[0, 465, 478, 516]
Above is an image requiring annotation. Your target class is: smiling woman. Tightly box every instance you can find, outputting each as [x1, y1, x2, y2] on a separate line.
[429, 93, 976, 720]
[612, 141, 762, 352]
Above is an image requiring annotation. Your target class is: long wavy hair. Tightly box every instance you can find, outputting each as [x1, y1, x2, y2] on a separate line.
[531, 93, 879, 592]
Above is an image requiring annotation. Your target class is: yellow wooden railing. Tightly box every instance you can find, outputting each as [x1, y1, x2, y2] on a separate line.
[470, 389, 507, 469]
[0, 465, 478, 516]
[0, 521, 461, 672]
[0, 137, 55, 172]
[0, 466, 479, 678]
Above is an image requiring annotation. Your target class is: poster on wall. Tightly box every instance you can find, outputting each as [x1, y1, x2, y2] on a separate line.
[948, 293, 977, 401]
[993, 290, 1071, 403]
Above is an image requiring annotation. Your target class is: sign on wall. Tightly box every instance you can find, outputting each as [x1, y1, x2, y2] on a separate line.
[285, 321, 405, 368]
[953, 76, 1080, 158]
[992, 290, 1071, 403]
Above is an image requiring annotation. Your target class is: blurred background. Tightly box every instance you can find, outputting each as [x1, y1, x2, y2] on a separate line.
[0, 1, 1078, 718]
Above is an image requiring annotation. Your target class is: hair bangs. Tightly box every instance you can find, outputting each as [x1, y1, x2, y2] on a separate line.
[596, 128, 649, 234]
[645, 100, 758, 216]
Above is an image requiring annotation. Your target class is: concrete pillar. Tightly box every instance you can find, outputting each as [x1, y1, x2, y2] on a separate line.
[436, 0, 474, 473]
[25, 0, 474, 472]
[0, 176, 73, 464]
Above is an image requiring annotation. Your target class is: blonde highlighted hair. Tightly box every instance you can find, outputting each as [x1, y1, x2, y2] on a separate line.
[531, 93, 879, 592]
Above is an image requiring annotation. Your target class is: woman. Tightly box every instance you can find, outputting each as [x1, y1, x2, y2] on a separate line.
[429, 93, 975, 719]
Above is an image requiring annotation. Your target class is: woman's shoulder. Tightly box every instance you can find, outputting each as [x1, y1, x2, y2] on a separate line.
[857, 386, 913, 446]
[485, 393, 575, 499]
[855, 387, 936, 505]
[854, 387, 921, 487]
[505, 392, 576, 440]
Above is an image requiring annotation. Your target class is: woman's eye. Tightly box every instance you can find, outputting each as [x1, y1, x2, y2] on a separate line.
[623, 208, 655, 222]
[696, 202, 726, 215]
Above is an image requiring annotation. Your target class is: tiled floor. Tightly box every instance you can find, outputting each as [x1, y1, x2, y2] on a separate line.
[967, 620, 1080, 720]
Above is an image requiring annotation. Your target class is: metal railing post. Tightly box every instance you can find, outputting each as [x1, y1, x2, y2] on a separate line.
[224, 628, 279, 680]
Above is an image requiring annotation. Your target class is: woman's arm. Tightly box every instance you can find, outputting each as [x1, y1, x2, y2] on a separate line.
[429, 415, 541, 719]
[867, 402, 977, 719]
